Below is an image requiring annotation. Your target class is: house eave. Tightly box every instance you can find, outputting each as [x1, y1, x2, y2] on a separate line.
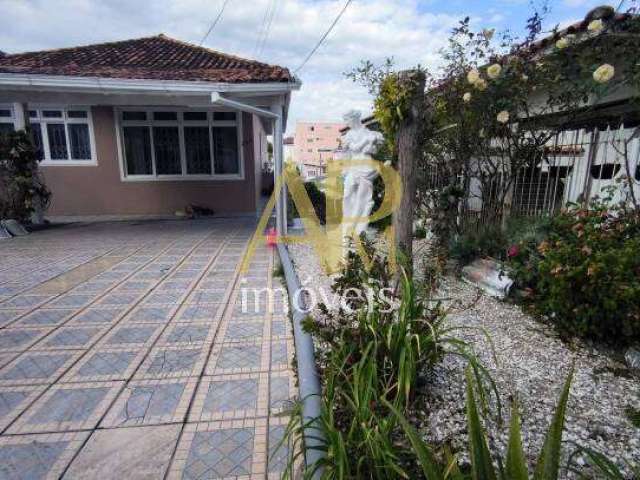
[0, 72, 302, 96]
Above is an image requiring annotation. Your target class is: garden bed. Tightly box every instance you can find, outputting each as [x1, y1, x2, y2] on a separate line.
[289, 241, 640, 475]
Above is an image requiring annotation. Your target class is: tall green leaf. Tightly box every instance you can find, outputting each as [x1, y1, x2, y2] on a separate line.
[505, 399, 529, 480]
[465, 368, 498, 480]
[533, 366, 574, 480]
[382, 397, 444, 480]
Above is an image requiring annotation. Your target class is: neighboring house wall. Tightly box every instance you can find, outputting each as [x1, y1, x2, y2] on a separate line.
[458, 124, 640, 224]
[294, 121, 345, 178]
[40, 107, 257, 217]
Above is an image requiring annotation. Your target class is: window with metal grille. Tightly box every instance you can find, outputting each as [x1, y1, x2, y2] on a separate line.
[27, 107, 94, 164]
[123, 126, 152, 175]
[213, 126, 239, 174]
[119, 109, 241, 180]
[30, 123, 44, 161]
[0, 107, 14, 136]
[185, 126, 212, 174]
[153, 126, 181, 175]
[46, 123, 68, 159]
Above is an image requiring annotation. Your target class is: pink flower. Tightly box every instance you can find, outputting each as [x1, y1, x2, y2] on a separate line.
[507, 244, 520, 258]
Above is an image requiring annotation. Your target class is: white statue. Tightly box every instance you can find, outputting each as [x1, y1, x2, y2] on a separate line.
[341, 110, 384, 244]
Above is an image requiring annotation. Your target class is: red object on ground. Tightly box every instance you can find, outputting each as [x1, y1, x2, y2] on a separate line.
[266, 227, 278, 247]
[507, 244, 520, 258]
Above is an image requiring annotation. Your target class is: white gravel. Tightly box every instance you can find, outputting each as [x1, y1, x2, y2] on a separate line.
[288, 241, 640, 476]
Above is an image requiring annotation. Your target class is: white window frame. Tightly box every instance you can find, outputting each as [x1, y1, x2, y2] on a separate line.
[0, 104, 16, 132]
[116, 107, 244, 182]
[28, 105, 97, 166]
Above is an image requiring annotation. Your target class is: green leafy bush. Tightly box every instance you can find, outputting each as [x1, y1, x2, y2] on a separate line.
[449, 225, 508, 265]
[508, 201, 640, 343]
[449, 217, 551, 266]
[0, 130, 50, 223]
[287, 181, 327, 225]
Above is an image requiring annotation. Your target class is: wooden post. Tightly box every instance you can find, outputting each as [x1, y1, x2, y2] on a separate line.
[393, 70, 426, 273]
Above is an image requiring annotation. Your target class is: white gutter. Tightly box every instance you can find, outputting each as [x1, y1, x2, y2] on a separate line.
[0, 72, 301, 96]
[210, 92, 279, 118]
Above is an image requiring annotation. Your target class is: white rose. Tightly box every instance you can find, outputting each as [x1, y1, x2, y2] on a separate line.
[474, 78, 488, 91]
[588, 19, 604, 33]
[555, 37, 570, 50]
[497, 110, 510, 124]
[593, 63, 615, 84]
[463, 92, 472, 103]
[487, 63, 502, 79]
[467, 69, 480, 84]
[521, 74, 529, 81]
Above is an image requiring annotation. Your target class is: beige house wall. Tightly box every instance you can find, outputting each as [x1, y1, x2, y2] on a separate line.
[41, 107, 258, 217]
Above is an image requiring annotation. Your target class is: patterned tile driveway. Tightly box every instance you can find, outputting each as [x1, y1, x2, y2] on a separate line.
[0, 219, 296, 479]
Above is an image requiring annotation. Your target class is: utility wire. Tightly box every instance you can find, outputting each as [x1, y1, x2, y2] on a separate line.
[253, 0, 277, 58]
[199, 0, 231, 46]
[294, 0, 353, 74]
[257, 0, 278, 58]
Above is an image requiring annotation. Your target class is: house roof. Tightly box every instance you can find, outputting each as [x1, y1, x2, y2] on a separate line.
[0, 34, 294, 84]
[527, 6, 633, 54]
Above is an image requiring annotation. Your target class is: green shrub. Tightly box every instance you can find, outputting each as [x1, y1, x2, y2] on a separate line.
[0, 129, 50, 223]
[287, 181, 327, 225]
[449, 225, 508, 265]
[414, 225, 427, 239]
[508, 201, 640, 344]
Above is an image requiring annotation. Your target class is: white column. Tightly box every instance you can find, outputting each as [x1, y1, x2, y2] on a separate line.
[12, 102, 29, 130]
[271, 104, 287, 236]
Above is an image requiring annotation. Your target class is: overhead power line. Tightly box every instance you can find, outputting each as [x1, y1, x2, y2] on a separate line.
[253, 0, 277, 58]
[257, 0, 279, 58]
[200, 0, 231, 46]
[294, 0, 353, 74]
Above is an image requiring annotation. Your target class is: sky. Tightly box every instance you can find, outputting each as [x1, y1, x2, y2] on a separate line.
[0, 0, 624, 134]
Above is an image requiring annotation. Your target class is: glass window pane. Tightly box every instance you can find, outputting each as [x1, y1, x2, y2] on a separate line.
[0, 109, 12, 118]
[122, 111, 147, 121]
[47, 123, 68, 159]
[67, 110, 88, 119]
[153, 111, 178, 121]
[42, 110, 63, 118]
[185, 126, 212, 175]
[123, 126, 152, 175]
[29, 110, 38, 119]
[0, 123, 14, 135]
[68, 124, 92, 159]
[212, 126, 239, 174]
[183, 111, 208, 121]
[213, 112, 236, 122]
[30, 123, 44, 161]
[153, 126, 181, 175]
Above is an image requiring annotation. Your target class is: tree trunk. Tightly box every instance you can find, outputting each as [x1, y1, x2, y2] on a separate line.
[393, 70, 427, 275]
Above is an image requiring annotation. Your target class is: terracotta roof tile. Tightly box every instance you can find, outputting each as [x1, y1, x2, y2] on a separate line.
[0, 34, 294, 84]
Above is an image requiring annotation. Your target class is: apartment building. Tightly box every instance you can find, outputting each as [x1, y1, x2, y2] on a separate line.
[293, 121, 345, 179]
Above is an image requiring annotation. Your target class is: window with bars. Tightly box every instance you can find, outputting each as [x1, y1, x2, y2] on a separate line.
[28, 107, 95, 164]
[0, 108, 15, 136]
[119, 109, 242, 179]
